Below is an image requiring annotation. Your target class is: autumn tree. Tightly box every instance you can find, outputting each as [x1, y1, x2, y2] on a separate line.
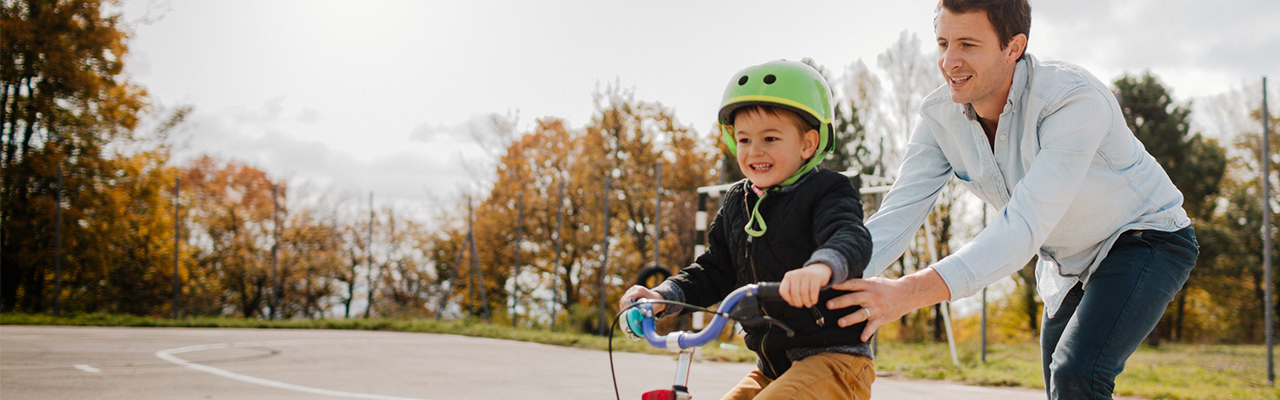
[478, 119, 590, 325]
[0, 0, 182, 314]
[367, 206, 435, 318]
[572, 84, 716, 332]
[829, 94, 872, 175]
[427, 210, 466, 319]
[1195, 120, 1277, 343]
[336, 210, 368, 318]
[432, 194, 501, 320]
[877, 30, 941, 175]
[180, 157, 282, 318]
[1186, 82, 1279, 343]
[274, 201, 345, 319]
[429, 84, 717, 332]
[840, 59, 887, 178]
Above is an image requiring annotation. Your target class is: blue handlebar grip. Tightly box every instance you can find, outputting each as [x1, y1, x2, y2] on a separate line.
[623, 307, 646, 339]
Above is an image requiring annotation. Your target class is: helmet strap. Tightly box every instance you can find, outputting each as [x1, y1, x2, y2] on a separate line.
[779, 122, 832, 187]
[720, 124, 737, 155]
[744, 189, 769, 237]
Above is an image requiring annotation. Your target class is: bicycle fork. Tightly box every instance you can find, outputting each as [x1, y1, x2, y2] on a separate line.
[642, 348, 696, 400]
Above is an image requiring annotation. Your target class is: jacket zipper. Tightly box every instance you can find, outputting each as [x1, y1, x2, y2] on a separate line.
[810, 307, 825, 327]
[742, 192, 778, 376]
[749, 235, 778, 376]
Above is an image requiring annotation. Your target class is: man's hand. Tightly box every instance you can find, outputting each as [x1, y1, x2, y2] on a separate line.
[619, 285, 665, 314]
[780, 263, 833, 308]
[826, 267, 952, 342]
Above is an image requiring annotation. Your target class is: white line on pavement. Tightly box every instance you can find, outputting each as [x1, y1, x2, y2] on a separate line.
[155, 341, 433, 400]
[73, 364, 101, 373]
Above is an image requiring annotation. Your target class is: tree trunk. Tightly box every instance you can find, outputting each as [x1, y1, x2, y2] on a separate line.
[344, 261, 358, 318]
[1145, 318, 1165, 347]
[21, 254, 45, 312]
[1257, 269, 1266, 342]
[933, 304, 946, 342]
[1173, 289, 1187, 341]
[560, 264, 576, 310]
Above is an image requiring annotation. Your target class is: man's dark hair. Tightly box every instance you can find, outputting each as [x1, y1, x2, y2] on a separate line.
[938, 0, 1031, 57]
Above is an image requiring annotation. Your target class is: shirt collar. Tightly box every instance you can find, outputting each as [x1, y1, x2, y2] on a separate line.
[1007, 53, 1032, 113]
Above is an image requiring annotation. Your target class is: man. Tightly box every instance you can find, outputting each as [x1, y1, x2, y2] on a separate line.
[827, 0, 1198, 398]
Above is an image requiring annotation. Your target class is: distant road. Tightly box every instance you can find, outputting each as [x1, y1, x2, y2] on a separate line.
[0, 325, 1047, 400]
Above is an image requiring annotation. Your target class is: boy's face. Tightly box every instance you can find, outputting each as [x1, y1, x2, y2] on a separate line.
[732, 110, 819, 189]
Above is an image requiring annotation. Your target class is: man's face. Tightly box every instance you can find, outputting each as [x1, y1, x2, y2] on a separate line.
[935, 8, 1022, 114]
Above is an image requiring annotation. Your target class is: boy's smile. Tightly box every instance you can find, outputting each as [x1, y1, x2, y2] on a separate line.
[733, 110, 819, 189]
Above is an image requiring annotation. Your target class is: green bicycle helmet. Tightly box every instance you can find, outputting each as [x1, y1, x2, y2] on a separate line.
[718, 60, 836, 237]
[718, 59, 835, 188]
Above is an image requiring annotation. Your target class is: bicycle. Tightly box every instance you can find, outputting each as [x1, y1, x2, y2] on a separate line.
[609, 282, 796, 400]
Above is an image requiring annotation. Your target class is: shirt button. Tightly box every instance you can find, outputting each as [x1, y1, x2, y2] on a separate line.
[999, 135, 1007, 141]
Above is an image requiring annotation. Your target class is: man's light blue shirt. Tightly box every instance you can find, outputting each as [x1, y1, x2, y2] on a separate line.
[864, 54, 1190, 318]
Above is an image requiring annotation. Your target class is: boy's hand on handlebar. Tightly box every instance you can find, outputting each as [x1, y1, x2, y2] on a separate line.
[619, 285, 665, 314]
[780, 264, 832, 308]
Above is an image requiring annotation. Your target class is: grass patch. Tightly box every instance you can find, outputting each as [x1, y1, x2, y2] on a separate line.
[1118, 343, 1279, 400]
[874, 340, 1280, 400]
[6, 313, 1278, 399]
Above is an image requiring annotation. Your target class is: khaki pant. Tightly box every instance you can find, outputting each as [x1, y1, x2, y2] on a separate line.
[721, 353, 874, 400]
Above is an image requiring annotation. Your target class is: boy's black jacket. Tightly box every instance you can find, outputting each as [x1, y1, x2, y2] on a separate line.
[666, 168, 871, 379]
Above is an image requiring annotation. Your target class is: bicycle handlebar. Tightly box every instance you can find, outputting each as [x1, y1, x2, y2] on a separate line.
[627, 282, 783, 352]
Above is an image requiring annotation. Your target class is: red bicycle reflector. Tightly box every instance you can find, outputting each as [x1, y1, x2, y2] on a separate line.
[641, 389, 676, 400]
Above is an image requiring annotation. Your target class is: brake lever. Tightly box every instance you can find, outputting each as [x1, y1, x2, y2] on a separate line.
[728, 292, 796, 337]
[735, 315, 796, 338]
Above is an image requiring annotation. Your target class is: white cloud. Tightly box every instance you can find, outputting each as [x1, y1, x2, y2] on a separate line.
[1033, 0, 1280, 98]
[172, 101, 493, 212]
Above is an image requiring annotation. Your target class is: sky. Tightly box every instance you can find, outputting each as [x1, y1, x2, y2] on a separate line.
[118, 0, 1280, 214]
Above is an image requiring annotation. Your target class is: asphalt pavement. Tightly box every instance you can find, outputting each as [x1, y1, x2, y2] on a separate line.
[0, 325, 1048, 399]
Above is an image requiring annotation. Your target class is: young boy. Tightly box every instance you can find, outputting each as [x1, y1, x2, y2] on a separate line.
[618, 60, 874, 400]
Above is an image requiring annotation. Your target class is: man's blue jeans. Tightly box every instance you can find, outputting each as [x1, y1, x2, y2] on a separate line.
[1041, 227, 1198, 399]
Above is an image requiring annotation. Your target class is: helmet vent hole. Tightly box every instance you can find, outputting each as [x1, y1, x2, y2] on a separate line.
[763, 74, 776, 84]
[738, 76, 749, 85]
